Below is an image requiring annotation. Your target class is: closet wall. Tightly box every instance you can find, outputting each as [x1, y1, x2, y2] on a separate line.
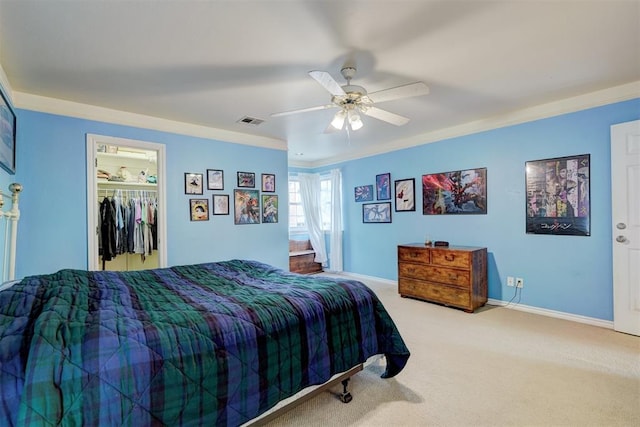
[97, 145, 158, 271]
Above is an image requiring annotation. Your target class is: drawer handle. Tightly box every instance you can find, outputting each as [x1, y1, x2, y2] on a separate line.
[445, 254, 455, 262]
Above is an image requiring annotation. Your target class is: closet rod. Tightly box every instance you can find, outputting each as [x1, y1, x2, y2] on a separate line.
[98, 189, 158, 197]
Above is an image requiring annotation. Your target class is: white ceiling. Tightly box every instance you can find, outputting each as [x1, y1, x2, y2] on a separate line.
[1, 1, 639, 166]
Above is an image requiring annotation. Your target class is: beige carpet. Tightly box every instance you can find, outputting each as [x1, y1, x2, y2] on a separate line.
[262, 275, 640, 427]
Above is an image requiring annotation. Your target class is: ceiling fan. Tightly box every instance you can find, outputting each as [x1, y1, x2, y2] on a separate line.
[271, 66, 430, 132]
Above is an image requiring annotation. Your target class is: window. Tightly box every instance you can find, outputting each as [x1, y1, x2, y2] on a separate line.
[288, 178, 306, 230]
[288, 174, 333, 232]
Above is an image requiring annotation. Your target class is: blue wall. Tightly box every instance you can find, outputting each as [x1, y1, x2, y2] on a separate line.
[11, 110, 289, 277]
[318, 99, 640, 321]
[2, 97, 638, 322]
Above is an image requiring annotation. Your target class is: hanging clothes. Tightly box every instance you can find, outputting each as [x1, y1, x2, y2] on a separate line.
[98, 189, 158, 269]
[133, 197, 144, 255]
[127, 198, 136, 253]
[100, 197, 117, 262]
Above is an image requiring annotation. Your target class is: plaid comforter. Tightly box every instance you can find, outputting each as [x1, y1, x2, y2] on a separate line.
[0, 260, 409, 426]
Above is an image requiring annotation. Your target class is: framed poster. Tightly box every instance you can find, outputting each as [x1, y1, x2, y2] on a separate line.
[185, 172, 203, 195]
[212, 194, 229, 215]
[234, 189, 260, 224]
[207, 169, 224, 190]
[262, 194, 278, 223]
[189, 199, 209, 221]
[394, 178, 415, 212]
[354, 185, 374, 202]
[525, 154, 590, 236]
[363, 202, 392, 223]
[376, 173, 391, 200]
[422, 168, 487, 215]
[261, 173, 275, 192]
[0, 86, 16, 174]
[237, 171, 255, 188]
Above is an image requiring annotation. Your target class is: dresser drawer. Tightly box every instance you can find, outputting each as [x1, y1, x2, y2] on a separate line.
[428, 266, 470, 287]
[399, 278, 471, 308]
[398, 262, 430, 280]
[398, 246, 430, 263]
[399, 263, 469, 287]
[431, 249, 471, 269]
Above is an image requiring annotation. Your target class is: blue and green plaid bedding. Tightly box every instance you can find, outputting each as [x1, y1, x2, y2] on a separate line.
[0, 259, 409, 426]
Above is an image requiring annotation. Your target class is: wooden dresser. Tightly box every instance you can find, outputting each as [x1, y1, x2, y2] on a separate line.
[398, 243, 487, 312]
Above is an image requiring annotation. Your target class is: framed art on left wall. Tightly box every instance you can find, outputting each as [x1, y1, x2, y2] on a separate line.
[0, 86, 16, 174]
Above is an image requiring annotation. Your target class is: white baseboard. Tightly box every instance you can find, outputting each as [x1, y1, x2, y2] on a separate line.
[337, 271, 397, 286]
[337, 271, 613, 330]
[487, 298, 614, 329]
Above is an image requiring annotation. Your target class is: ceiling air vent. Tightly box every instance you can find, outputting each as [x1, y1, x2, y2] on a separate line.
[237, 116, 264, 126]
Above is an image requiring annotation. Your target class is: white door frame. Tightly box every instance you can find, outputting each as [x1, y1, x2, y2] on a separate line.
[611, 120, 640, 336]
[86, 134, 167, 270]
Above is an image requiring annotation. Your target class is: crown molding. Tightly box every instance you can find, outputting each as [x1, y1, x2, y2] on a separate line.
[0, 64, 13, 104]
[13, 92, 287, 152]
[304, 81, 640, 169]
[10, 80, 640, 168]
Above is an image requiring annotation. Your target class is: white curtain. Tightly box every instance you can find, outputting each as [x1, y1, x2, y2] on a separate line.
[298, 173, 328, 265]
[328, 168, 343, 272]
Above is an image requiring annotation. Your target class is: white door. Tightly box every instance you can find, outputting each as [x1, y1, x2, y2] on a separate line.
[611, 120, 640, 336]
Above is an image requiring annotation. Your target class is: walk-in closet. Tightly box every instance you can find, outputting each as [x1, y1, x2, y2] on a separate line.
[87, 134, 167, 271]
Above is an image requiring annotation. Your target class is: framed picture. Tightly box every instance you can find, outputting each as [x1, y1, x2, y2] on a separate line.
[189, 198, 209, 221]
[237, 171, 255, 188]
[185, 172, 203, 195]
[261, 173, 276, 192]
[212, 194, 229, 215]
[376, 173, 391, 200]
[0, 86, 16, 174]
[234, 189, 260, 224]
[354, 185, 374, 202]
[262, 194, 278, 223]
[525, 154, 590, 236]
[422, 168, 487, 215]
[394, 178, 416, 212]
[207, 169, 224, 190]
[363, 202, 392, 223]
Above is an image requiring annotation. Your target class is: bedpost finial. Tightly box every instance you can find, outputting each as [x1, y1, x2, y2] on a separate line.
[9, 183, 22, 193]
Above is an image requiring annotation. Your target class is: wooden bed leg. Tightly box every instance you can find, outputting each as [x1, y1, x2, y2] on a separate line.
[340, 378, 353, 403]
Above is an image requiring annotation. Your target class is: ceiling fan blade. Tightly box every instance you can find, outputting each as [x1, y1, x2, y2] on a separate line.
[270, 104, 335, 117]
[309, 71, 346, 96]
[362, 106, 410, 126]
[368, 82, 429, 103]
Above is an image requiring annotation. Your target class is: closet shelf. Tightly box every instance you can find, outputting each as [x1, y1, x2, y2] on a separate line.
[98, 181, 157, 188]
[97, 151, 157, 162]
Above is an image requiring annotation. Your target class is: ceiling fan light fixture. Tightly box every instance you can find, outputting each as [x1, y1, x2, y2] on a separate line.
[347, 108, 363, 131]
[330, 109, 346, 130]
[270, 66, 428, 135]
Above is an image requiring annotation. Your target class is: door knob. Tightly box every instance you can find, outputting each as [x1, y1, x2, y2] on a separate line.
[616, 235, 628, 243]
[616, 223, 626, 230]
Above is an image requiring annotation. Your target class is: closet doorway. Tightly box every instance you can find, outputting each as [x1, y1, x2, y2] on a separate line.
[86, 134, 167, 271]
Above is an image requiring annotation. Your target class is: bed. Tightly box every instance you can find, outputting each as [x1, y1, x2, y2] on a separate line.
[0, 246, 410, 426]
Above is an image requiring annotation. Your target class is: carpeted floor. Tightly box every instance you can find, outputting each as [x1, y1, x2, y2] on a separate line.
[260, 274, 640, 426]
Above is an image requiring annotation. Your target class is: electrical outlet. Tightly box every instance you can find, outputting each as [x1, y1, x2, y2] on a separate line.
[516, 277, 524, 288]
[507, 276, 515, 287]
